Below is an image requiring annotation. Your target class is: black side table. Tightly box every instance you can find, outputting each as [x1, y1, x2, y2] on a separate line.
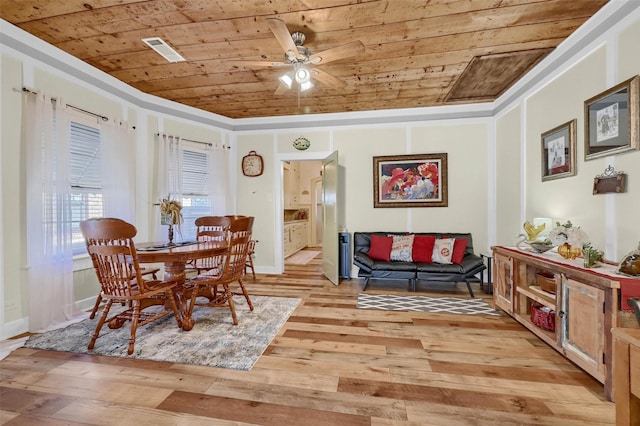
[480, 252, 493, 295]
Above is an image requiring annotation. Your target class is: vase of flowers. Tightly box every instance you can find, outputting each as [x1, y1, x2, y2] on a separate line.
[549, 221, 589, 260]
[156, 196, 183, 244]
[582, 243, 604, 268]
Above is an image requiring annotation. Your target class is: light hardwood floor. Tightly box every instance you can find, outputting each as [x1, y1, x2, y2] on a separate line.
[1, 249, 615, 425]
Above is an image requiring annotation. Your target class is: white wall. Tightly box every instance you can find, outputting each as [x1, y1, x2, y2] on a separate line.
[297, 160, 322, 206]
[614, 15, 640, 258]
[495, 10, 640, 261]
[526, 46, 608, 247]
[235, 119, 493, 270]
[236, 133, 278, 271]
[0, 54, 24, 331]
[494, 105, 522, 246]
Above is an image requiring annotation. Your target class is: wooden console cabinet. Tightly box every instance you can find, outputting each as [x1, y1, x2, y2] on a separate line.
[492, 245, 630, 400]
[613, 328, 640, 425]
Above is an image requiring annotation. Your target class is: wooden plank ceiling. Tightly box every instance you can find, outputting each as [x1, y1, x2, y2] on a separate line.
[1, 0, 609, 119]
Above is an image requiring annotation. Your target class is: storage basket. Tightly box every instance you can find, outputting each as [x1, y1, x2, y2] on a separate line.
[530, 303, 555, 331]
[536, 272, 556, 294]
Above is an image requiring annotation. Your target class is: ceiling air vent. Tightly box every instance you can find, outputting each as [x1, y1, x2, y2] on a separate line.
[141, 37, 185, 63]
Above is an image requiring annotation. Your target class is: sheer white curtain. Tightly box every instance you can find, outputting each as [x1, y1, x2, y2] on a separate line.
[23, 92, 82, 332]
[101, 119, 134, 222]
[154, 134, 183, 240]
[207, 143, 230, 215]
[155, 134, 230, 233]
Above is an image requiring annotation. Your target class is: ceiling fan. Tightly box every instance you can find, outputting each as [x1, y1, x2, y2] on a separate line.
[230, 18, 365, 95]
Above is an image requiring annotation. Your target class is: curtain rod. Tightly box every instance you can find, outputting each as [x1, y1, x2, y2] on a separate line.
[157, 133, 230, 149]
[22, 87, 109, 122]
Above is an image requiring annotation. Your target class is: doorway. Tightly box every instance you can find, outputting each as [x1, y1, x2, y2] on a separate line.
[310, 176, 323, 247]
[283, 160, 323, 257]
[277, 153, 338, 282]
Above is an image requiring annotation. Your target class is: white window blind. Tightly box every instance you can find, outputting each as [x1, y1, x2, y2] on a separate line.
[69, 120, 103, 253]
[180, 144, 211, 239]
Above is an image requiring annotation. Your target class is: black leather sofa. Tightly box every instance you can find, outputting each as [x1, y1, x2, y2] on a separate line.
[353, 232, 486, 297]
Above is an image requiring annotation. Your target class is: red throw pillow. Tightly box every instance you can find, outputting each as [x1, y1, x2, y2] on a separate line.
[451, 238, 468, 264]
[412, 235, 436, 262]
[368, 235, 393, 261]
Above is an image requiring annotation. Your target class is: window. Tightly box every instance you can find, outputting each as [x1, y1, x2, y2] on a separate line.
[69, 120, 103, 254]
[180, 143, 211, 239]
[159, 135, 227, 241]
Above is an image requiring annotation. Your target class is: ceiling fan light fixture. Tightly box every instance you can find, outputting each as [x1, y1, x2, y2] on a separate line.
[300, 80, 314, 92]
[279, 72, 293, 89]
[295, 67, 311, 84]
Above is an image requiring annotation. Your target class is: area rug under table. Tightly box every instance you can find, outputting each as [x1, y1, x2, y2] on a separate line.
[357, 294, 501, 316]
[24, 295, 300, 370]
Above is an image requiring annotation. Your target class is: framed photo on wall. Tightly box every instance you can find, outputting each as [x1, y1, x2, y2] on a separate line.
[541, 119, 576, 181]
[373, 153, 448, 208]
[584, 75, 639, 160]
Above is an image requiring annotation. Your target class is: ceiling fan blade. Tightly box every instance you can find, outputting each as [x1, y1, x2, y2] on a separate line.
[309, 40, 365, 65]
[266, 18, 298, 59]
[275, 83, 290, 95]
[227, 60, 289, 68]
[312, 68, 346, 89]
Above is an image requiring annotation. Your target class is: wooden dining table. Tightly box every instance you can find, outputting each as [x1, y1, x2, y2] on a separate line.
[136, 240, 227, 330]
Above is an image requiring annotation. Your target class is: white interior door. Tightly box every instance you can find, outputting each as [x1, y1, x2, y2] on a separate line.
[322, 151, 339, 285]
[310, 176, 323, 246]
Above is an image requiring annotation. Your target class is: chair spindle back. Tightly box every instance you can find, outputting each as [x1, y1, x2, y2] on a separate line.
[80, 218, 145, 297]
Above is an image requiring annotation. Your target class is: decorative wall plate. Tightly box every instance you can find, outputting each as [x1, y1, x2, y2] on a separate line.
[293, 137, 310, 151]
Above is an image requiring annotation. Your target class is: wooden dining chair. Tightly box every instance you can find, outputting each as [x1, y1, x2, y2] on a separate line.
[226, 216, 255, 304]
[84, 218, 161, 319]
[225, 215, 257, 280]
[87, 250, 160, 319]
[185, 216, 232, 275]
[80, 218, 182, 355]
[245, 239, 258, 280]
[182, 216, 254, 329]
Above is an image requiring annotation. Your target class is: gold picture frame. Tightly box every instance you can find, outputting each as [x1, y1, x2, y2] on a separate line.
[541, 119, 577, 181]
[373, 153, 448, 208]
[584, 75, 639, 160]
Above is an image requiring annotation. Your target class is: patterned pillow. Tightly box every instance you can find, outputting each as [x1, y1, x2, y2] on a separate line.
[390, 234, 414, 262]
[432, 238, 454, 264]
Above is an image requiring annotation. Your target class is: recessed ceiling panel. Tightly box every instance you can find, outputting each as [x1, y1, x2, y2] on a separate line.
[446, 49, 553, 102]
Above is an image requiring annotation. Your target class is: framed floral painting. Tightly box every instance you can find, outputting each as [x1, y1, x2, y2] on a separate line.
[373, 153, 448, 208]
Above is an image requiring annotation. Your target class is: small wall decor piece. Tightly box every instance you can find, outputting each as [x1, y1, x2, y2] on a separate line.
[593, 165, 627, 194]
[292, 136, 311, 151]
[373, 153, 447, 208]
[584, 75, 639, 160]
[541, 119, 576, 181]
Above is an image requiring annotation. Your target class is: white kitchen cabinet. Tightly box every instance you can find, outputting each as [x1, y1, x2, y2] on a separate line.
[283, 162, 299, 208]
[284, 221, 308, 257]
